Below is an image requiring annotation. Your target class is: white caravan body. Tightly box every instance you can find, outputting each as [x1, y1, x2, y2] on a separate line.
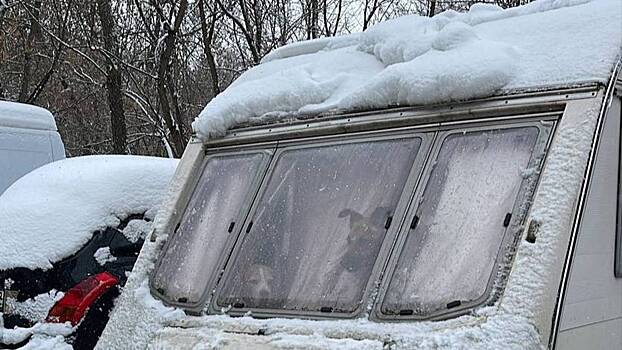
[0, 101, 65, 194]
[98, 0, 622, 349]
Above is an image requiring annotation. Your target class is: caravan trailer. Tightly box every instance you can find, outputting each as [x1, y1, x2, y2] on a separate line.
[97, 0, 622, 349]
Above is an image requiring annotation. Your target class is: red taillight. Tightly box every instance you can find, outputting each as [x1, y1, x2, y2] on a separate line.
[46, 272, 118, 326]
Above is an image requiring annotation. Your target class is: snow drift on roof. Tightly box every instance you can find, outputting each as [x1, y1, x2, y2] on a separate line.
[0, 155, 178, 270]
[0, 101, 57, 131]
[193, 0, 622, 140]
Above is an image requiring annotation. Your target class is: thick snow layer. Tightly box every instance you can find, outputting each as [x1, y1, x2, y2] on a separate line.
[193, 0, 622, 139]
[0, 155, 178, 270]
[0, 101, 57, 131]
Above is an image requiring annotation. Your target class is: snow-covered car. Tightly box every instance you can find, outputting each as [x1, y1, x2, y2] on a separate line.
[99, 0, 622, 349]
[0, 155, 178, 349]
[0, 101, 65, 195]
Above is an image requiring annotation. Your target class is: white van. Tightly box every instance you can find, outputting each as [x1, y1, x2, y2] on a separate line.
[97, 0, 622, 349]
[0, 101, 65, 194]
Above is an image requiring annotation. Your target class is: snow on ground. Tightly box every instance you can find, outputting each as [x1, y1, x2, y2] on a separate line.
[193, 0, 622, 139]
[0, 101, 57, 131]
[0, 322, 73, 348]
[94, 247, 117, 266]
[5, 290, 64, 324]
[0, 155, 178, 270]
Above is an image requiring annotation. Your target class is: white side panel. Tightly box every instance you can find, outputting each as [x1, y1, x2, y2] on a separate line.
[558, 97, 622, 349]
[557, 318, 622, 350]
[0, 127, 59, 194]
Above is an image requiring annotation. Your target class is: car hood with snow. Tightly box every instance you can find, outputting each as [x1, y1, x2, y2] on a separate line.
[0, 155, 178, 348]
[0, 155, 178, 270]
[97, 0, 622, 349]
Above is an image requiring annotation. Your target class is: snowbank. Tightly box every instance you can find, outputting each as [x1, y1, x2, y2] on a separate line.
[0, 155, 178, 270]
[0, 101, 57, 131]
[0, 322, 73, 348]
[193, 0, 622, 139]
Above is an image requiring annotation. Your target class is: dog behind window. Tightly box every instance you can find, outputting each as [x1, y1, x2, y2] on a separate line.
[236, 262, 290, 308]
[241, 263, 275, 301]
[325, 207, 390, 296]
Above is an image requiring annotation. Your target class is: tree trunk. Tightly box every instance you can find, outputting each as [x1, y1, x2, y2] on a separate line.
[428, 0, 436, 17]
[198, 0, 220, 97]
[97, 0, 127, 154]
[156, 0, 188, 157]
[310, 0, 318, 38]
[18, 0, 42, 102]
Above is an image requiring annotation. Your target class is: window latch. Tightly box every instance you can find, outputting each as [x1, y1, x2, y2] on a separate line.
[384, 216, 393, 230]
[410, 215, 420, 230]
[503, 213, 512, 227]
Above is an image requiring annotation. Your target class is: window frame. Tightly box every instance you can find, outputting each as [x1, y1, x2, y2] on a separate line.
[149, 113, 558, 321]
[150, 145, 276, 312]
[208, 130, 435, 319]
[371, 120, 554, 321]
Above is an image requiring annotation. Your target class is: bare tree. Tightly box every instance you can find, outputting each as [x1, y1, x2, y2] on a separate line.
[17, 0, 41, 102]
[198, 0, 220, 96]
[152, 0, 189, 157]
[97, 0, 127, 154]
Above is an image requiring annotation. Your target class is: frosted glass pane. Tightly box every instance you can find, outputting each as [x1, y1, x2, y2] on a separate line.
[217, 138, 421, 313]
[383, 127, 538, 316]
[153, 153, 266, 304]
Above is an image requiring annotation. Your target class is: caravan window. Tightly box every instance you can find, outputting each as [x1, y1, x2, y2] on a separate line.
[152, 153, 268, 305]
[215, 138, 421, 313]
[381, 127, 539, 317]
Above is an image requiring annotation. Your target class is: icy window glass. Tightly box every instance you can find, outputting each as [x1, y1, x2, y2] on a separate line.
[153, 153, 266, 305]
[382, 127, 539, 316]
[216, 138, 421, 313]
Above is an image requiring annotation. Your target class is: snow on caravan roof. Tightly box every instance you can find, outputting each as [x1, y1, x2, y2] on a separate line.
[0, 101, 57, 131]
[192, 0, 622, 140]
[0, 155, 178, 270]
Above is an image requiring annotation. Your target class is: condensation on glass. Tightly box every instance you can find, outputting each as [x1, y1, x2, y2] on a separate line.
[216, 138, 422, 313]
[382, 127, 539, 316]
[152, 153, 267, 305]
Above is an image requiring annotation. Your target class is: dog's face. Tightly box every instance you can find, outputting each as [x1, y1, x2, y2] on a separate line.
[338, 208, 389, 272]
[339, 208, 385, 243]
[242, 263, 275, 300]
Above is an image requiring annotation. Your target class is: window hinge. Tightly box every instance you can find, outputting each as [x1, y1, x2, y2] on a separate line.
[246, 221, 254, 233]
[227, 222, 236, 233]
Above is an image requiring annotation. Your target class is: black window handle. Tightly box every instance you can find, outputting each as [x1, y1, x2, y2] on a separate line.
[410, 215, 420, 230]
